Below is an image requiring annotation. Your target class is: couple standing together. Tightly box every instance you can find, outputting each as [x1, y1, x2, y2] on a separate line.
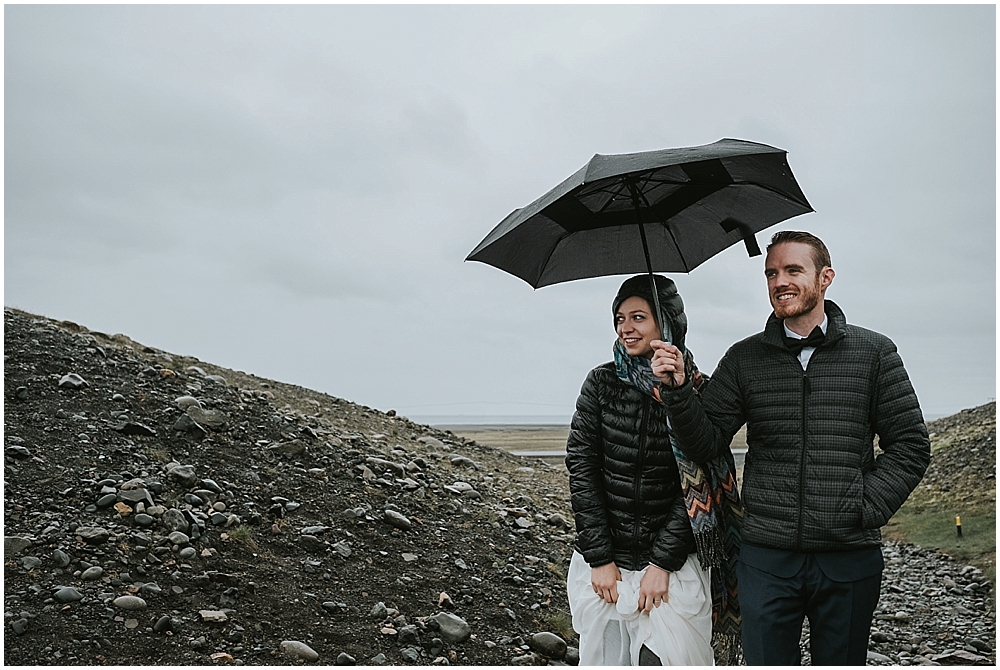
[565, 231, 931, 665]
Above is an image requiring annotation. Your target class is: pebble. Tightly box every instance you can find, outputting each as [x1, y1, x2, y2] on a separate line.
[54, 587, 84, 603]
[166, 464, 198, 487]
[5, 536, 32, 554]
[168, 531, 191, 546]
[52, 549, 71, 568]
[116, 422, 156, 437]
[300, 535, 326, 552]
[22, 556, 42, 570]
[139, 582, 162, 596]
[529, 632, 567, 659]
[58, 373, 88, 389]
[161, 509, 190, 533]
[81, 566, 104, 580]
[173, 414, 207, 438]
[336, 652, 356, 665]
[200, 610, 228, 623]
[186, 405, 228, 430]
[430, 611, 472, 644]
[371, 602, 389, 619]
[113, 595, 147, 611]
[370, 653, 388, 665]
[175, 395, 202, 409]
[74, 526, 110, 545]
[6, 445, 31, 459]
[333, 541, 352, 558]
[546, 513, 570, 528]
[179, 547, 197, 560]
[12, 618, 29, 635]
[400, 647, 420, 662]
[280, 640, 319, 662]
[384, 509, 412, 530]
[134, 513, 155, 528]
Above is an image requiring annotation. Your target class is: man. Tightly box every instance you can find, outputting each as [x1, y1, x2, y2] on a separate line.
[649, 230, 930, 665]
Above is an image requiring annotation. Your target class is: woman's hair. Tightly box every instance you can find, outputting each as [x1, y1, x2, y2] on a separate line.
[612, 274, 687, 353]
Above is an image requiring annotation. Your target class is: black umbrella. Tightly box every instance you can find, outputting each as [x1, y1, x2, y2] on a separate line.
[466, 138, 813, 341]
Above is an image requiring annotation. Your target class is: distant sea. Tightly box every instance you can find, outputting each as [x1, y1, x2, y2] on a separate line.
[406, 414, 572, 426]
[407, 412, 950, 427]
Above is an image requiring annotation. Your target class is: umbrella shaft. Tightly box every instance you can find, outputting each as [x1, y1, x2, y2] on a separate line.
[628, 180, 671, 345]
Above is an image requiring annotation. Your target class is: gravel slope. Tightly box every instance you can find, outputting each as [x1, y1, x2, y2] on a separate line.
[3, 307, 995, 666]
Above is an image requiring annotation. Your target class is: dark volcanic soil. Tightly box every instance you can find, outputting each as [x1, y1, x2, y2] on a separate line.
[4, 307, 996, 666]
[3, 307, 578, 666]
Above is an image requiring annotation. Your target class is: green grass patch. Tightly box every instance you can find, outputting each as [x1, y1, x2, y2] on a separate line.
[545, 609, 576, 641]
[885, 501, 995, 590]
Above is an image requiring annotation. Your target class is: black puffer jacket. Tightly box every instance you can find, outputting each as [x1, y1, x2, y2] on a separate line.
[662, 301, 930, 552]
[566, 363, 696, 572]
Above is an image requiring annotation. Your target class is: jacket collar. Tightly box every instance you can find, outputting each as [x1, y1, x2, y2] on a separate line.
[762, 300, 847, 350]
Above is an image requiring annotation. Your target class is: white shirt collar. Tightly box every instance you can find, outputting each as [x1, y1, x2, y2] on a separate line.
[783, 314, 828, 339]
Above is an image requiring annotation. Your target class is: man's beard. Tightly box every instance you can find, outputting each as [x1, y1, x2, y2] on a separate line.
[773, 280, 823, 319]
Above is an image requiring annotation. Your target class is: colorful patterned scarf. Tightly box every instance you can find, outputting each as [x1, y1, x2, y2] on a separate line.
[614, 340, 744, 664]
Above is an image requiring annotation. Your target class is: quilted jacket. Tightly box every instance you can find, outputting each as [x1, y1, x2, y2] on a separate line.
[566, 362, 696, 572]
[662, 301, 930, 551]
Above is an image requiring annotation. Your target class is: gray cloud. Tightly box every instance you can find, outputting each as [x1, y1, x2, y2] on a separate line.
[5, 4, 994, 422]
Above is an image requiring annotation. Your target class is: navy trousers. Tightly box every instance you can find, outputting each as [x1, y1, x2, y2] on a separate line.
[738, 543, 883, 666]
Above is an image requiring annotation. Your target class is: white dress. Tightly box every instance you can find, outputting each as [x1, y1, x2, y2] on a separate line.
[567, 551, 714, 666]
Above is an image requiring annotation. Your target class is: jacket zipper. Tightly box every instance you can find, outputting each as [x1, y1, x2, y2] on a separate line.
[633, 395, 650, 567]
[796, 371, 811, 548]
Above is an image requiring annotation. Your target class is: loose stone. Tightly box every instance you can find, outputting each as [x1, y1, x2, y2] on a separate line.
[58, 373, 88, 389]
[6, 445, 31, 459]
[75, 527, 110, 545]
[430, 611, 472, 644]
[336, 652, 356, 665]
[168, 531, 191, 546]
[280, 640, 319, 662]
[81, 566, 104, 580]
[22, 556, 42, 570]
[113, 595, 147, 611]
[529, 632, 568, 659]
[54, 587, 84, 603]
[175, 395, 202, 410]
[384, 510, 412, 530]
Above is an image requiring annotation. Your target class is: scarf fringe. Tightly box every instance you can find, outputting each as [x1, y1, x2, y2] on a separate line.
[712, 631, 744, 666]
[693, 526, 727, 570]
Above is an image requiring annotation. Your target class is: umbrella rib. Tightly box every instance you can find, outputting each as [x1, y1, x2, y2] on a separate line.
[634, 183, 693, 272]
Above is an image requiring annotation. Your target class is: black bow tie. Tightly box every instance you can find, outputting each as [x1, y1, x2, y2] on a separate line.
[784, 325, 825, 355]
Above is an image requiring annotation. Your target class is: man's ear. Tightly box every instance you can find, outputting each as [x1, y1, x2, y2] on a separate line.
[819, 267, 835, 292]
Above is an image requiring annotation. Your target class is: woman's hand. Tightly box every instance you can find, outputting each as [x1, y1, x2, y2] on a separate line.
[638, 564, 670, 613]
[591, 562, 622, 604]
[650, 341, 686, 387]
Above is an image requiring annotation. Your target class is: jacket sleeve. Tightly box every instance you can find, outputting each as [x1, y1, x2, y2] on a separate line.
[648, 490, 695, 572]
[860, 339, 931, 528]
[661, 346, 746, 464]
[565, 369, 615, 567]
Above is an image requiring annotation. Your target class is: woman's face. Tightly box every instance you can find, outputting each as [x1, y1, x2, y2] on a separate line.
[615, 295, 659, 359]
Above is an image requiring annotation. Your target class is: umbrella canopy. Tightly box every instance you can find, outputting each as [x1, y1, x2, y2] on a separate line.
[466, 138, 813, 289]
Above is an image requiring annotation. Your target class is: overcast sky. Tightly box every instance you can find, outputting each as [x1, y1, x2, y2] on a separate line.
[5, 4, 995, 423]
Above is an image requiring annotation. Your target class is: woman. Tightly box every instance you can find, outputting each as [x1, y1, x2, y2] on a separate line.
[565, 274, 742, 666]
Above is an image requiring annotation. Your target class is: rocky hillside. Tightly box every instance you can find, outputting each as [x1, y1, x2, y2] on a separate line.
[3, 307, 579, 666]
[3, 307, 996, 666]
